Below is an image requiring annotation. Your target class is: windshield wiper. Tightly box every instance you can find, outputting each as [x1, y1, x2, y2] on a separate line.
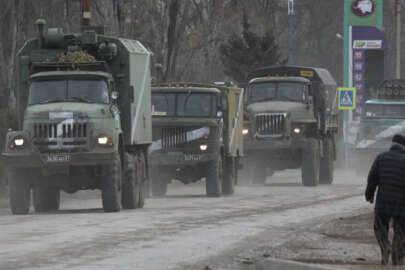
[70, 96, 92, 103]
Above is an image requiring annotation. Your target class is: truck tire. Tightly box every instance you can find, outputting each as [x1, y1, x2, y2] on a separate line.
[137, 152, 146, 209]
[206, 154, 223, 197]
[222, 157, 235, 195]
[151, 169, 168, 197]
[102, 154, 122, 212]
[301, 138, 320, 187]
[33, 181, 60, 212]
[319, 137, 334, 184]
[8, 169, 31, 215]
[122, 152, 146, 209]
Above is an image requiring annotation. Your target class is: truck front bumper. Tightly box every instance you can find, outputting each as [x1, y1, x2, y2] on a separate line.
[2, 151, 117, 168]
[149, 151, 217, 167]
[244, 137, 307, 151]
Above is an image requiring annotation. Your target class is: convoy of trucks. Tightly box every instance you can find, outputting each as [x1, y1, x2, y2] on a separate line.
[2, 16, 343, 214]
[2, 19, 152, 214]
[149, 83, 244, 197]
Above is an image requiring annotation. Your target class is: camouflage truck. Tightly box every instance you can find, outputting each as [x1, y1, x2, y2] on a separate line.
[354, 79, 405, 174]
[243, 66, 338, 186]
[2, 20, 152, 214]
[149, 83, 244, 197]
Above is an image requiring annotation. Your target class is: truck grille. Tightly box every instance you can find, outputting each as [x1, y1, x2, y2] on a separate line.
[255, 113, 286, 136]
[162, 127, 187, 149]
[33, 123, 87, 138]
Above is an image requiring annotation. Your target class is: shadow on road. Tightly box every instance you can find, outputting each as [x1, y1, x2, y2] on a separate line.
[264, 182, 302, 187]
[37, 208, 105, 215]
[164, 194, 208, 199]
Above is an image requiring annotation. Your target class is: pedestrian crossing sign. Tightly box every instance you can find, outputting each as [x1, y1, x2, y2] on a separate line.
[338, 87, 356, 110]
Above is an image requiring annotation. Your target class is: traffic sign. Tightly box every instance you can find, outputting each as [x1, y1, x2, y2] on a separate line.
[338, 87, 356, 110]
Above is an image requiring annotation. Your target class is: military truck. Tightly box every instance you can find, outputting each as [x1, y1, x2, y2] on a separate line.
[355, 79, 405, 174]
[2, 20, 152, 214]
[149, 83, 244, 197]
[243, 66, 338, 186]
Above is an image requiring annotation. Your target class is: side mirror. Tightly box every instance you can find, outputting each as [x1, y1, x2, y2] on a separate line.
[220, 97, 227, 111]
[111, 91, 119, 101]
[307, 96, 313, 109]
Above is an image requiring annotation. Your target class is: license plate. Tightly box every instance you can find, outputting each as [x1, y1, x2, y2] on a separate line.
[47, 153, 71, 162]
[184, 154, 201, 161]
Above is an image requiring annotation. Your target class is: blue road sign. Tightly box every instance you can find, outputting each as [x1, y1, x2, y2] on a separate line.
[338, 87, 356, 110]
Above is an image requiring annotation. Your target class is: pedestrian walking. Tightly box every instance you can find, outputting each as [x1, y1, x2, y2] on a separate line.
[366, 134, 405, 265]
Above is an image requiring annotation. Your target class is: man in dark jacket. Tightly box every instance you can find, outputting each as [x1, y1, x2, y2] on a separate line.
[366, 134, 405, 265]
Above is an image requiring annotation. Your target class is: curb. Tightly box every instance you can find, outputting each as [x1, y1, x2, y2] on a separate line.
[256, 258, 342, 270]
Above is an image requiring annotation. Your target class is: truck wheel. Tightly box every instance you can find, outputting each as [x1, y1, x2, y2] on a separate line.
[102, 154, 122, 212]
[33, 180, 60, 212]
[151, 169, 168, 197]
[234, 157, 240, 185]
[319, 137, 334, 184]
[122, 152, 146, 209]
[301, 138, 320, 186]
[137, 152, 146, 209]
[222, 157, 235, 195]
[206, 154, 223, 197]
[8, 169, 31, 215]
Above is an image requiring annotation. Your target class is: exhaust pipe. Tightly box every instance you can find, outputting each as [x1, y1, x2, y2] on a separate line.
[35, 19, 46, 49]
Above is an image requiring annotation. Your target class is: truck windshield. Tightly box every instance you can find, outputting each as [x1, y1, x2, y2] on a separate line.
[152, 92, 215, 117]
[364, 103, 405, 119]
[152, 93, 176, 116]
[249, 82, 307, 103]
[28, 79, 110, 105]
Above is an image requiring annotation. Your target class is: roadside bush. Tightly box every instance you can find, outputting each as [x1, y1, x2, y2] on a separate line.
[0, 109, 18, 194]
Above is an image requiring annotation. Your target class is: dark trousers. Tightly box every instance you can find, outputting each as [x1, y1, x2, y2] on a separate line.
[374, 213, 405, 264]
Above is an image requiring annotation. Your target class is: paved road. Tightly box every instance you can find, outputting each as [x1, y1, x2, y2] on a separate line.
[0, 170, 368, 270]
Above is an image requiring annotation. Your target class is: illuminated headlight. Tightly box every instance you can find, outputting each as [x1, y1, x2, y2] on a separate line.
[14, 138, 24, 146]
[293, 127, 301, 134]
[242, 128, 249, 135]
[200, 144, 208, 151]
[97, 135, 113, 146]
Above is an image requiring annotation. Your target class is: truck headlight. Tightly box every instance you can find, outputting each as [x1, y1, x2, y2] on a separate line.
[14, 138, 24, 146]
[97, 135, 113, 146]
[242, 128, 249, 135]
[293, 127, 301, 134]
[200, 144, 208, 151]
[10, 137, 25, 149]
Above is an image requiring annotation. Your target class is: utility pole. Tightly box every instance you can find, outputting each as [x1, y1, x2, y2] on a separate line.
[288, 0, 294, 65]
[396, 0, 401, 79]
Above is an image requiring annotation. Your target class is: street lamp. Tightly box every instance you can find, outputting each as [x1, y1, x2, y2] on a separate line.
[288, 0, 294, 65]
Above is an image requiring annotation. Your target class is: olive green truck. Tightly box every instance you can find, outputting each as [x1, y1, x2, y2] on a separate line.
[149, 83, 244, 197]
[2, 20, 152, 214]
[243, 66, 338, 186]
